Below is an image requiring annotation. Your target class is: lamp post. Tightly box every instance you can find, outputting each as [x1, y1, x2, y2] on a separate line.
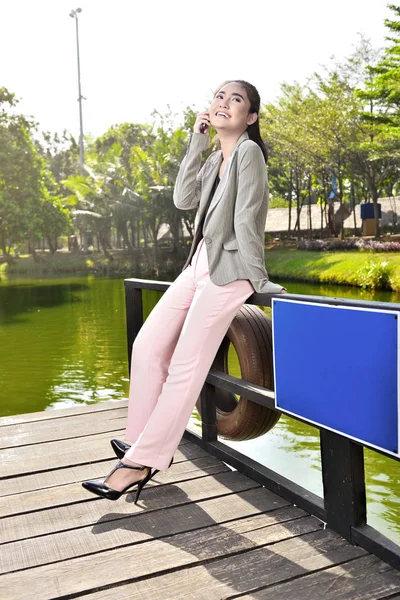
[69, 8, 84, 174]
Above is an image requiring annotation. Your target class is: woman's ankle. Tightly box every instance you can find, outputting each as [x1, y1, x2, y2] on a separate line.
[122, 457, 147, 469]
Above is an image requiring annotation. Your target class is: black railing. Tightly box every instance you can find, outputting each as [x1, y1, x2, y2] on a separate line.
[124, 278, 400, 572]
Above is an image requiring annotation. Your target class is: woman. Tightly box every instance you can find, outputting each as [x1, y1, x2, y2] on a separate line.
[82, 80, 287, 502]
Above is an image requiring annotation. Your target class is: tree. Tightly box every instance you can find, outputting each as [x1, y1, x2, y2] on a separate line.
[262, 84, 320, 239]
[0, 88, 69, 258]
[356, 8, 400, 237]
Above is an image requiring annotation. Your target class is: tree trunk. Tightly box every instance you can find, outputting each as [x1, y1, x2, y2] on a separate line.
[82, 230, 89, 252]
[372, 188, 381, 239]
[320, 200, 324, 237]
[143, 221, 148, 248]
[47, 235, 57, 254]
[130, 219, 136, 248]
[99, 233, 114, 260]
[294, 192, 304, 240]
[307, 175, 312, 239]
[287, 169, 293, 235]
[184, 218, 194, 241]
[31, 244, 39, 262]
[137, 220, 141, 247]
[365, 164, 381, 239]
[351, 179, 357, 234]
[121, 222, 132, 250]
[1, 241, 14, 265]
[294, 172, 302, 240]
[338, 168, 344, 240]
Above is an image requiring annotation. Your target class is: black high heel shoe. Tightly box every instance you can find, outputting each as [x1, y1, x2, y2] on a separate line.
[110, 439, 174, 470]
[82, 460, 155, 503]
[110, 438, 131, 459]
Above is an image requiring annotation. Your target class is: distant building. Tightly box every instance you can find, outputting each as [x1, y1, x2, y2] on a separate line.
[264, 197, 400, 236]
[157, 197, 400, 242]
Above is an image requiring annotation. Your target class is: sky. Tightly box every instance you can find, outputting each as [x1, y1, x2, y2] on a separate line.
[0, 0, 394, 139]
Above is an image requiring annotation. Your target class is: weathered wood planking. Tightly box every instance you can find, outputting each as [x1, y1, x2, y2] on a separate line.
[1, 494, 296, 574]
[1, 470, 261, 543]
[0, 409, 128, 448]
[1, 399, 400, 600]
[0, 455, 230, 516]
[1, 429, 204, 477]
[235, 554, 400, 599]
[83, 548, 400, 600]
[0, 398, 128, 426]
[0, 527, 364, 600]
[0, 443, 207, 497]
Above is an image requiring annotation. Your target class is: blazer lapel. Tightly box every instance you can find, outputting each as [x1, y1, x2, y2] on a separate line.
[196, 151, 222, 224]
[204, 131, 249, 227]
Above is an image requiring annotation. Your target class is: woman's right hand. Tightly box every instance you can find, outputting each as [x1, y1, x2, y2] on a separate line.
[194, 111, 211, 135]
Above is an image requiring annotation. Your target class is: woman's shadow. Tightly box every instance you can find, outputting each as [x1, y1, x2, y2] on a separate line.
[87, 447, 338, 598]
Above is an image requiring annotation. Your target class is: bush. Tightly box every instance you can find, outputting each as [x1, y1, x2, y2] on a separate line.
[358, 240, 400, 252]
[297, 239, 400, 252]
[269, 197, 288, 208]
[357, 260, 392, 289]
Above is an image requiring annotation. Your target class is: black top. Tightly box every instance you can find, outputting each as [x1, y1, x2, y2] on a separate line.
[188, 174, 220, 264]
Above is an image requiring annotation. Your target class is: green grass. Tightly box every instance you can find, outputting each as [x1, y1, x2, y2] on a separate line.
[265, 248, 400, 291]
[1, 253, 90, 277]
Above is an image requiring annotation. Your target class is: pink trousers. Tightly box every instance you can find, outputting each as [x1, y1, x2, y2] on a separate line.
[124, 238, 254, 470]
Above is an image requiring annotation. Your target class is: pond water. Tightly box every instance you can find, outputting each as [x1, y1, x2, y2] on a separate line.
[0, 274, 399, 544]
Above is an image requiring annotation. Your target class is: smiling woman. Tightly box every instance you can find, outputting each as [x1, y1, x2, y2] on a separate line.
[81, 80, 286, 503]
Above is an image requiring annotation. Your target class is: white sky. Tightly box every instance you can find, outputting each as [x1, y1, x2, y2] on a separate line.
[0, 0, 392, 138]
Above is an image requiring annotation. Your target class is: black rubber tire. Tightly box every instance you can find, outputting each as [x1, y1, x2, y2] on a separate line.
[196, 304, 281, 441]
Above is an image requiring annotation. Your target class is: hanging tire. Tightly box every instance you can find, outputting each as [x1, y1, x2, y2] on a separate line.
[196, 304, 281, 441]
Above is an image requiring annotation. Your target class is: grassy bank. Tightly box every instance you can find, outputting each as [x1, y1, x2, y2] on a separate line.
[265, 247, 400, 291]
[2, 247, 400, 291]
[0, 249, 181, 281]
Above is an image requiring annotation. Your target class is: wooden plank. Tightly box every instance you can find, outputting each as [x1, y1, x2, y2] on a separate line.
[0, 444, 212, 497]
[0, 399, 128, 426]
[0, 413, 128, 448]
[82, 550, 397, 600]
[1, 490, 296, 573]
[83, 530, 369, 600]
[0, 524, 363, 600]
[0, 430, 126, 476]
[0, 407, 128, 443]
[235, 554, 400, 599]
[1, 470, 260, 543]
[0, 405, 128, 435]
[0, 405, 191, 448]
[0, 433, 205, 477]
[0, 456, 231, 517]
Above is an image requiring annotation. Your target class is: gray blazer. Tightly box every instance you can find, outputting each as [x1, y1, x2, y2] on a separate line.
[173, 131, 285, 294]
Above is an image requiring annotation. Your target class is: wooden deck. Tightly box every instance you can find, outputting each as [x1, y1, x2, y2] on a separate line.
[1, 400, 400, 600]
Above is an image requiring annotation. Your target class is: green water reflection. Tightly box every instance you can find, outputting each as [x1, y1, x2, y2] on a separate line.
[0, 277, 130, 415]
[0, 275, 399, 544]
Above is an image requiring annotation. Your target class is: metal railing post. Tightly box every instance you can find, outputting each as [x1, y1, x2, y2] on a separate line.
[200, 382, 218, 443]
[124, 283, 143, 375]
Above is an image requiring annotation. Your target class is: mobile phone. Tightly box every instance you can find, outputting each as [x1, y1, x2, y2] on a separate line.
[200, 123, 207, 134]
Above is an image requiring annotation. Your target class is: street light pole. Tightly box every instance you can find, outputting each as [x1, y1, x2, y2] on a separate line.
[69, 8, 84, 174]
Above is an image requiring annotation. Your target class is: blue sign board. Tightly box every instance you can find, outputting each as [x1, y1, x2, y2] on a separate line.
[272, 299, 400, 456]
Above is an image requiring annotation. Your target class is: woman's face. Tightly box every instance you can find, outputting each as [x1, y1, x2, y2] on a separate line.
[209, 82, 257, 134]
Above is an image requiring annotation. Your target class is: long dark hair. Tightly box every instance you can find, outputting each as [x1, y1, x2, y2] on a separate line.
[215, 80, 268, 163]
